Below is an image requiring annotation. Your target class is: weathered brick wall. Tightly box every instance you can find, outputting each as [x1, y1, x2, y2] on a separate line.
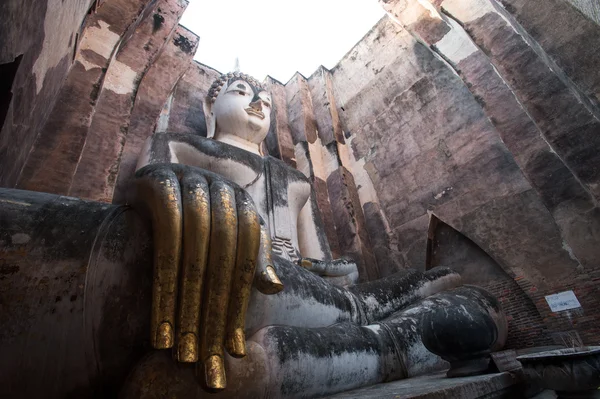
[512, 270, 600, 346]
[428, 217, 553, 349]
[14, 0, 195, 204]
[486, 279, 554, 349]
[0, 0, 97, 187]
[330, 4, 600, 344]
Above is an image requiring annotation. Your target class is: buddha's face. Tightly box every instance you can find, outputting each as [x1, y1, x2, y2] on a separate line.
[211, 79, 272, 144]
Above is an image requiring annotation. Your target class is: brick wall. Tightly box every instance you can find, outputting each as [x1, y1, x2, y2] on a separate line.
[512, 269, 600, 346]
[485, 279, 553, 349]
[429, 217, 555, 349]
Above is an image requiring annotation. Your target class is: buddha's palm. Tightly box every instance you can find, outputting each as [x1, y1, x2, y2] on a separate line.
[133, 163, 283, 391]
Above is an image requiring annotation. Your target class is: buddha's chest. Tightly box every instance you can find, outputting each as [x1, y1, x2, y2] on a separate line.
[167, 139, 310, 260]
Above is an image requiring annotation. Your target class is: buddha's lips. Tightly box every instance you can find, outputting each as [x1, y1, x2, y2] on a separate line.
[245, 108, 265, 119]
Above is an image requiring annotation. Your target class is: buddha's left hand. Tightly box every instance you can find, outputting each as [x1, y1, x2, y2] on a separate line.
[132, 163, 283, 391]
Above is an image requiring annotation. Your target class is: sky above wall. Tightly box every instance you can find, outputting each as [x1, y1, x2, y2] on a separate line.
[179, 0, 385, 83]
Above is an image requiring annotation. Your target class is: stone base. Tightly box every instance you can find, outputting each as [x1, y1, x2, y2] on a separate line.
[325, 371, 518, 398]
[556, 390, 600, 399]
[447, 356, 492, 378]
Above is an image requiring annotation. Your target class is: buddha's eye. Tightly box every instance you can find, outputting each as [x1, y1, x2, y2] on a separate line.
[260, 95, 271, 107]
[238, 90, 247, 95]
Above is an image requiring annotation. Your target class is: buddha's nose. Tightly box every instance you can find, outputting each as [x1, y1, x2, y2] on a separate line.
[249, 99, 263, 111]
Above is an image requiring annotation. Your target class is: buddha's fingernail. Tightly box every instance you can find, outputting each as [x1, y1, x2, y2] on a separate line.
[155, 321, 174, 349]
[300, 258, 313, 269]
[177, 333, 198, 362]
[227, 328, 247, 358]
[204, 355, 226, 391]
[266, 265, 284, 292]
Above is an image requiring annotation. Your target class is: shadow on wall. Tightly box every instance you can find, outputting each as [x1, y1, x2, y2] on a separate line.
[426, 214, 554, 349]
[0, 55, 22, 133]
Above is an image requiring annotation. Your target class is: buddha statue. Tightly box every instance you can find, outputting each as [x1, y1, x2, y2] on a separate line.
[0, 72, 508, 399]
[123, 72, 508, 397]
[136, 72, 343, 267]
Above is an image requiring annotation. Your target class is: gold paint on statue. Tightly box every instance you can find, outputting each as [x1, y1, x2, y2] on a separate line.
[136, 170, 182, 350]
[204, 354, 226, 391]
[226, 192, 260, 357]
[200, 181, 238, 390]
[134, 162, 285, 390]
[227, 328, 246, 358]
[300, 258, 313, 270]
[176, 174, 211, 362]
[265, 266, 283, 290]
[255, 223, 284, 294]
[156, 322, 174, 348]
[177, 333, 198, 363]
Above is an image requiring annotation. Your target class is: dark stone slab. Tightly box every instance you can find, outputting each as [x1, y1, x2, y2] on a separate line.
[285, 73, 318, 145]
[264, 76, 296, 167]
[517, 347, 600, 394]
[307, 66, 345, 145]
[448, 189, 579, 288]
[409, 14, 451, 44]
[0, 0, 65, 187]
[498, 0, 600, 110]
[0, 188, 151, 397]
[13, 0, 155, 193]
[327, 166, 380, 281]
[363, 201, 404, 276]
[491, 350, 522, 372]
[17, 63, 106, 195]
[164, 61, 220, 137]
[463, 10, 600, 200]
[313, 176, 341, 258]
[325, 371, 518, 398]
[111, 24, 199, 203]
[69, 0, 189, 203]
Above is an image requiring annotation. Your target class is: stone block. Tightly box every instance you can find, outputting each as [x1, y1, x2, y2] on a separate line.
[307, 66, 345, 145]
[327, 166, 379, 281]
[111, 24, 199, 203]
[264, 76, 295, 167]
[326, 371, 517, 399]
[164, 61, 220, 137]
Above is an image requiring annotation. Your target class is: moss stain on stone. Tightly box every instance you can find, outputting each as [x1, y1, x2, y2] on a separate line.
[152, 13, 165, 33]
[173, 34, 195, 54]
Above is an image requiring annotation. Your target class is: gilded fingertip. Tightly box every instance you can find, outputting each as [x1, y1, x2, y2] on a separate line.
[226, 328, 247, 358]
[204, 355, 226, 391]
[155, 321, 174, 349]
[265, 265, 284, 293]
[177, 333, 198, 362]
[300, 258, 313, 270]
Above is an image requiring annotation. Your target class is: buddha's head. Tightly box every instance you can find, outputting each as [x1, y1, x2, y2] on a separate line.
[205, 72, 272, 155]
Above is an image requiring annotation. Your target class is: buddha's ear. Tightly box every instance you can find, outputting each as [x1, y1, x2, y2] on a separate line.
[203, 97, 216, 139]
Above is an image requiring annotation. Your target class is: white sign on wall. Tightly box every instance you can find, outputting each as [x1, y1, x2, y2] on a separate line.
[545, 290, 582, 312]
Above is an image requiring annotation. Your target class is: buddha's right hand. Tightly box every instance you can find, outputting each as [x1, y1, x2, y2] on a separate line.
[133, 163, 283, 391]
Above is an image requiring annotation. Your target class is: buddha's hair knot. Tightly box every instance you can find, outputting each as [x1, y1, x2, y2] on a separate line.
[207, 72, 265, 103]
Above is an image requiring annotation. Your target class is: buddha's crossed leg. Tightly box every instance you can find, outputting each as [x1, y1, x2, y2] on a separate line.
[122, 260, 485, 398]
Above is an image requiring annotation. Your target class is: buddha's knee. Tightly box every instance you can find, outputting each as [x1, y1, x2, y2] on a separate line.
[420, 286, 508, 377]
[377, 285, 507, 378]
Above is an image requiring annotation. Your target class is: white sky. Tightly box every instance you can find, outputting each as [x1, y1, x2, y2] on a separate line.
[179, 0, 385, 83]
